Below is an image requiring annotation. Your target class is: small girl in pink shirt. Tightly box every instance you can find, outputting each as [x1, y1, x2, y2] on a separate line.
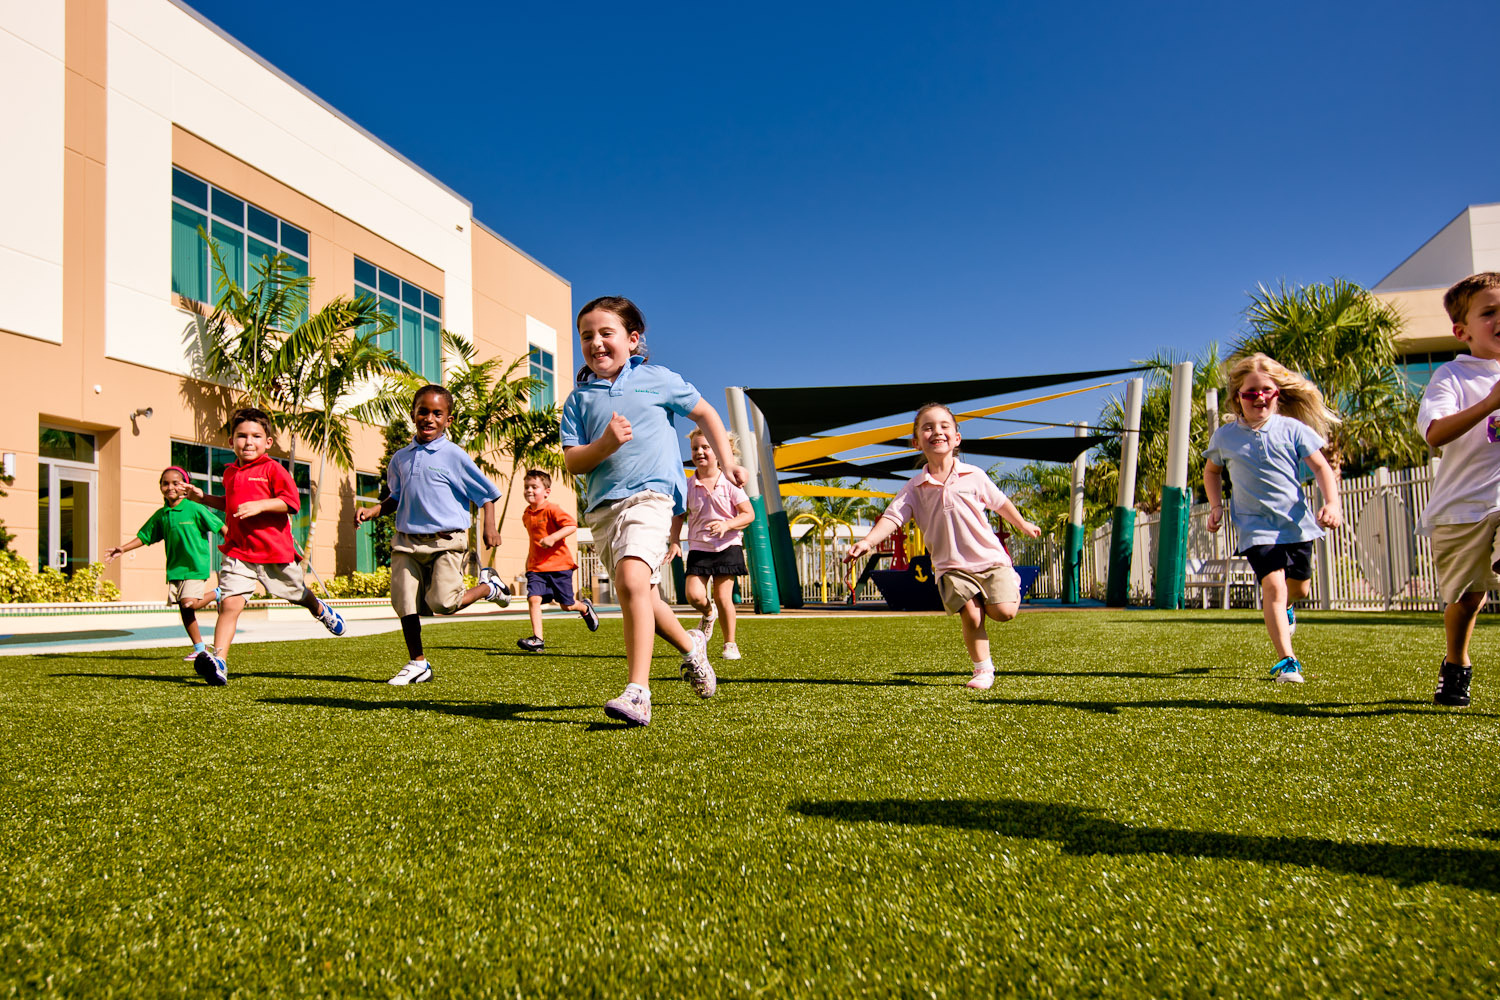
[847, 402, 1041, 690]
[670, 428, 754, 659]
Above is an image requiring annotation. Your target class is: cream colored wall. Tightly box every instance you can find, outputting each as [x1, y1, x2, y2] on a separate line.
[1375, 287, 1459, 354]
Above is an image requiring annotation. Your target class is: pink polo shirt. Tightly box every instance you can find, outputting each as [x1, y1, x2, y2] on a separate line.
[685, 474, 750, 552]
[879, 460, 1012, 575]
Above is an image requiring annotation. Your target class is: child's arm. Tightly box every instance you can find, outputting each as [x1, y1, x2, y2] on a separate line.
[846, 516, 900, 561]
[1204, 460, 1225, 532]
[541, 523, 578, 548]
[686, 401, 748, 488]
[564, 412, 633, 475]
[668, 513, 686, 562]
[103, 537, 146, 563]
[708, 501, 755, 538]
[183, 482, 226, 511]
[234, 498, 289, 519]
[994, 497, 1042, 539]
[354, 497, 398, 525]
[479, 500, 501, 550]
[1305, 450, 1343, 529]
[1425, 381, 1500, 448]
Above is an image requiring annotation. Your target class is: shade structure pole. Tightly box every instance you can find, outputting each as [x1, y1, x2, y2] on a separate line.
[1153, 362, 1193, 609]
[749, 398, 803, 608]
[726, 386, 780, 614]
[1106, 378, 1144, 606]
[1062, 423, 1087, 604]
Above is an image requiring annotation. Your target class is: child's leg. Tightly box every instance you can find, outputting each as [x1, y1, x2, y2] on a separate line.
[960, 598, 989, 664]
[179, 603, 203, 645]
[984, 601, 1019, 623]
[713, 574, 737, 643]
[294, 587, 322, 614]
[214, 595, 247, 657]
[1286, 577, 1312, 604]
[529, 594, 545, 638]
[401, 614, 424, 661]
[684, 574, 710, 617]
[617, 557, 660, 687]
[1261, 570, 1293, 659]
[1445, 591, 1487, 665]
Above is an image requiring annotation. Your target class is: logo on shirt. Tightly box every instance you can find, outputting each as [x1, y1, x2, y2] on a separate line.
[634, 388, 660, 395]
[1489, 415, 1500, 444]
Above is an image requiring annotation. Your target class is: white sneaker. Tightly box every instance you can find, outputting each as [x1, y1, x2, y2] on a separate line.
[680, 628, 717, 698]
[967, 666, 995, 691]
[721, 641, 742, 660]
[478, 567, 511, 608]
[604, 686, 652, 726]
[388, 660, 433, 685]
[699, 603, 718, 640]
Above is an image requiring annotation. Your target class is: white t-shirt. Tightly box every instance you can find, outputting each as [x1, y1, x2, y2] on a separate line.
[1417, 353, 1500, 530]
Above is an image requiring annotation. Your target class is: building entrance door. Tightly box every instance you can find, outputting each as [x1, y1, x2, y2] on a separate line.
[38, 428, 99, 575]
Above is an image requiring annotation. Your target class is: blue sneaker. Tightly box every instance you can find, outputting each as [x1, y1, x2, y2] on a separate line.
[316, 600, 346, 637]
[1270, 656, 1304, 684]
[1286, 606, 1297, 637]
[194, 650, 228, 686]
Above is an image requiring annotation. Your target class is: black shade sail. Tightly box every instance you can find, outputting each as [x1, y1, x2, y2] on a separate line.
[744, 366, 1147, 444]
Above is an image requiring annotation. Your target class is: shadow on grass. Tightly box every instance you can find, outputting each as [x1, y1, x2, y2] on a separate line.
[49, 669, 375, 684]
[0, 629, 133, 645]
[1167, 615, 1439, 628]
[721, 676, 926, 688]
[242, 671, 379, 683]
[981, 697, 1494, 719]
[895, 667, 1213, 680]
[791, 798, 1500, 893]
[439, 645, 622, 660]
[51, 671, 198, 685]
[258, 694, 600, 727]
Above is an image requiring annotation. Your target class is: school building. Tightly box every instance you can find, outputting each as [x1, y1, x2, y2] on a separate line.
[0, 0, 573, 601]
[1375, 202, 1500, 385]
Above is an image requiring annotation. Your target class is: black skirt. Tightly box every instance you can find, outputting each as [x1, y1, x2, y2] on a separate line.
[685, 545, 748, 577]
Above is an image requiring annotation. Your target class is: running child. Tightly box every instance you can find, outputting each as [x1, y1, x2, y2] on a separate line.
[846, 402, 1041, 691]
[515, 469, 599, 652]
[1415, 272, 1500, 708]
[184, 407, 347, 685]
[103, 465, 224, 663]
[354, 384, 512, 685]
[560, 295, 746, 727]
[1203, 353, 1343, 684]
[669, 428, 754, 660]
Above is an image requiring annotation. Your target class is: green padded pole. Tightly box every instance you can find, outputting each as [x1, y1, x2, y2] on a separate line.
[670, 554, 687, 603]
[744, 495, 781, 614]
[767, 508, 803, 609]
[1062, 522, 1084, 604]
[1153, 485, 1190, 609]
[1105, 506, 1137, 606]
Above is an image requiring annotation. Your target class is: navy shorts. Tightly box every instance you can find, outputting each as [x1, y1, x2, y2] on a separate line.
[1239, 541, 1314, 582]
[527, 569, 576, 606]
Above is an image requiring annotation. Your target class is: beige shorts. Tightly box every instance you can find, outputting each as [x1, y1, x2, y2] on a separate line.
[391, 530, 469, 616]
[586, 490, 674, 586]
[939, 565, 1022, 613]
[167, 579, 207, 604]
[1430, 511, 1500, 605]
[218, 557, 307, 602]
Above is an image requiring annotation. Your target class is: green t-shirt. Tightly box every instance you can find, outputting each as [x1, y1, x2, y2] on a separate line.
[136, 500, 225, 581]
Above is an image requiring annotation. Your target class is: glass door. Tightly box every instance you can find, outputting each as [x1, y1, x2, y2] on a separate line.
[38, 463, 98, 574]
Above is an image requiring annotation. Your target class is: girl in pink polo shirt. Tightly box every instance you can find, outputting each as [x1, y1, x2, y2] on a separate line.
[670, 429, 754, 659]
[847, 402, 1041, 690]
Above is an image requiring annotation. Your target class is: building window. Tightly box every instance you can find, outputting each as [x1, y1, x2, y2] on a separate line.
[353, 257, 442, 383]
[528, 346, 556, 410]
[171, 167, 310, 321]
[171, 440, 313, 565]
[355, 472, 382, 573]
[1397, 348, 1465, 389]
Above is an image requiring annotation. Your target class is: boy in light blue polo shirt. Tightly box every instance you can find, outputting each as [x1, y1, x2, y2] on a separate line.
[355, 384, 511, 685]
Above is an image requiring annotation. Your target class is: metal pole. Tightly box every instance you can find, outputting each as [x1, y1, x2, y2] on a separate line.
[1377, 466, 1394, 612]
[750, 399, 804, 608]
[1153, 362, 1193, 609]
[1062, 423, 1087, 604]
[1106, 377, 1144, 606]
[1204, 388, 1220, 562]
[725, 387, 780, 614]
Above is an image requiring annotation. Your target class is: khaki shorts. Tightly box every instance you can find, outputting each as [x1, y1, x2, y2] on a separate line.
[391, 530, 469, 616]
[167, 579, 207, 604]
[1430, 511, 1500, 605]
[586, 491, 674, 586]
[939, 565, 1022, 613]
[218, 557, 307, 602]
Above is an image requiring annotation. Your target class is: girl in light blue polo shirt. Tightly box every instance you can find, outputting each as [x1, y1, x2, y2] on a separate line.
[1203, 353, 1344, 683]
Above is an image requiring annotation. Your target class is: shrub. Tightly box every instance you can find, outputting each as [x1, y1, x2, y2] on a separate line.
[310, 567, 391, 599]
[0, 552, 122, 603]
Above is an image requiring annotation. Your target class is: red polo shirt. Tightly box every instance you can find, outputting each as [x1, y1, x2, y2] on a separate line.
[220, 454, 300, 564]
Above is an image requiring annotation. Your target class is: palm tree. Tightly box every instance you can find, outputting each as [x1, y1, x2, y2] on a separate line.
[991, 460, 1115, 543]
[786, 479, 881, 602]
[1235, 279, 1424, 475]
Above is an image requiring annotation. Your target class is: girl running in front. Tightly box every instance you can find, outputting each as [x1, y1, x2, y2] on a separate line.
[1203, 353, 1343, 684]
[560, 295, 747, 727]
[846, 402, 1041, 691]
[669, 428, 754, 660]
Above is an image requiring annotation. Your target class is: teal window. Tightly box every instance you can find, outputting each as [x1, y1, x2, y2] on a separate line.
[353, 257, 442, 382]
[171, 440, 313, 570]
[355, 472, 383, 573]
[528, 346, 556, 410]
[1397, 348, 1465, 389]
[171, 167, 309, 323]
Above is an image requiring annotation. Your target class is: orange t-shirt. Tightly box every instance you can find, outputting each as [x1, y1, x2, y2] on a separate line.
[523, 500, 577, 572]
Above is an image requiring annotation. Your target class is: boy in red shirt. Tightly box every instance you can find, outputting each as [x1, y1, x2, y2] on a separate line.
[516, 470, 598, 652]
[185, 407, 346, 684]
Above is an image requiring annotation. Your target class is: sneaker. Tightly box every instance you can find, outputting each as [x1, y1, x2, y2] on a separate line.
[578, 598, 599, 632]
[1434, 660, 1473, 708]
[699, 602, 718, 640]
[481, 575, 512, 609]
[679, 628, 717, 698]
[517, 635, 545, 652]
[967, 665, 995, 691]
[721, 641, 742, 661]
[194, 650, 227, 686]
[388, 660, 433, 685]
[316, 600, 347, 637]
[183, 650, 202, 662]
[1270, 656, 1304, 684]
[604, 686, 652, 727]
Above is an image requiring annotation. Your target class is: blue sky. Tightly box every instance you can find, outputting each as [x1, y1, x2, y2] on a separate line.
[191, 0, 1499, 476]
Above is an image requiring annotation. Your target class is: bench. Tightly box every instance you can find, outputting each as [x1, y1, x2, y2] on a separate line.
[1184, 557, 1258, 609]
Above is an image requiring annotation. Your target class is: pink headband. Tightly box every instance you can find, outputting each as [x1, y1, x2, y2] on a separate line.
[162, 466, 189, 481]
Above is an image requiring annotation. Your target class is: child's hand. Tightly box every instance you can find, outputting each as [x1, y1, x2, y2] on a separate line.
[1207, 506, 1223, 532]
[234, 499, 273, 519]
[602, 411, 633, 449]
[1017, 520, 1042, 539]
[707, 519, 732, 538]
[354, 505, 379, 525]
[103, 546, 123, 564]
[1316, 502, 1342, 530]
[183, 482, 205, 501]
[483, 525, 501, 549]
[724, 465, 749, 488]
[845, 540, 870, 562]
[667, 540, 682, 563]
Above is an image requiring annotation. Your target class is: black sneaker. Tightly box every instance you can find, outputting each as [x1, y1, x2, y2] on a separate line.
[517, 635, 544, 653]
[1434, 661, 1473, 708]
[579, 598, 599, 632]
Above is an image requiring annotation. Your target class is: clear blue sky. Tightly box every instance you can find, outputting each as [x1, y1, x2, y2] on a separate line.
[191, 0, 1499, 476]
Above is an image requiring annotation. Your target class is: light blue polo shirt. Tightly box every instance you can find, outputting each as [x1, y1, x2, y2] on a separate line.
[1205, 414, 1326, 546]
[387, 434, 502, 533]
[560, 355, 701, 513]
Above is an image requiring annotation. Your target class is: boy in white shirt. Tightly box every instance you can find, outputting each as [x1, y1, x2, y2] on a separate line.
[1417, 272, 1500, 707]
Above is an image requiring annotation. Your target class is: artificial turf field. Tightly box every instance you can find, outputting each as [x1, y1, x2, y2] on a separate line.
[2, 609, 1499, 998]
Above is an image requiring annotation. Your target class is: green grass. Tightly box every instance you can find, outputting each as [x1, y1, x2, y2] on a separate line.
[2, 609, 1499, 997]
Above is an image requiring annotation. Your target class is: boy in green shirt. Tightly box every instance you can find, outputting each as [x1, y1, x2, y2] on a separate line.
[104, 466, 224, 663]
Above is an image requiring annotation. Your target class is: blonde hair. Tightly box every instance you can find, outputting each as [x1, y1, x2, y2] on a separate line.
[687, 427, 742, 464]
[1226, 353, 1340, 440]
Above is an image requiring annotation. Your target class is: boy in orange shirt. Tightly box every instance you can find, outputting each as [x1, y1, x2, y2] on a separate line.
[516, 470, 598, 652]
